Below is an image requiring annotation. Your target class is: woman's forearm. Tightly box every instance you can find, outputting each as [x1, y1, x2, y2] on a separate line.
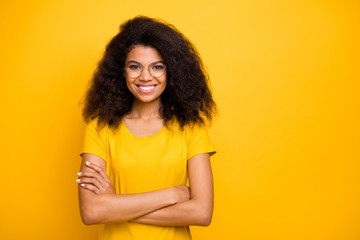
[80, 186, 180, 225]
[130, 199, 213, 226]
[78, 154, 190, 225]
[131, 153, 215, 227]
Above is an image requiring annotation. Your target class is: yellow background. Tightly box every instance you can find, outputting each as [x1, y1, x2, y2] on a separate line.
[0, 0, 359, 239]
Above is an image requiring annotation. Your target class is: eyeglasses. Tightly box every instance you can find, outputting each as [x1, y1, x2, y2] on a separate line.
[124, 61, 166, 78]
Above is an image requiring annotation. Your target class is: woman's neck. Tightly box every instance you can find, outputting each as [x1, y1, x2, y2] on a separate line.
[127, 98, 162, 120]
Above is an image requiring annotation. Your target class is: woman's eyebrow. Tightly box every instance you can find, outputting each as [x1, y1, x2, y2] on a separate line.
[127, 60, 141, 65]
[151, 60, 165, 65]
[126, 60, 165, 65]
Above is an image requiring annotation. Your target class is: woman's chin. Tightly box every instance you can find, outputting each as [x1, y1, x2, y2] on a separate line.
[133, 95, 161, 104]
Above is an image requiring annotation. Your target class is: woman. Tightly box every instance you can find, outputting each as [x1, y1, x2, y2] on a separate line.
[77, 16, 217, 240]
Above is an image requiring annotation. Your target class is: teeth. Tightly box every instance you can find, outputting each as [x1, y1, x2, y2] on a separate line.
[139, 86, 155, 91]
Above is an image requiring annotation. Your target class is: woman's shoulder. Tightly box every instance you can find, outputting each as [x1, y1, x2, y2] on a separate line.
[84, 117, 113, 137]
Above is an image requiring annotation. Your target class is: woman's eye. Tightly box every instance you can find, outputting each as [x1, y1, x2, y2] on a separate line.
[129, 65, 141, 70]
[152, 65, 165, 70]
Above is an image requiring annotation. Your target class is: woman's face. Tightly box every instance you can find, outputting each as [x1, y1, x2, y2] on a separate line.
[124, 45, 167, 104]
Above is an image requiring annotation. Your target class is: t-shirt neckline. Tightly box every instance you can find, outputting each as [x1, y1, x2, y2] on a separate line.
[122, 119, 166, 140]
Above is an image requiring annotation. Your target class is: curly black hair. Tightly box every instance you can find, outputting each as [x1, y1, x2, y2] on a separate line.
[83, 16, 216, 130]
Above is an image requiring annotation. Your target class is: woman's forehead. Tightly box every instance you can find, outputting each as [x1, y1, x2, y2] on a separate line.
[126, 45, 163, 64]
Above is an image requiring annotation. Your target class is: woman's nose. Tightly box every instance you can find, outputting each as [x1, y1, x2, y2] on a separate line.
[139, 66, 152, 81]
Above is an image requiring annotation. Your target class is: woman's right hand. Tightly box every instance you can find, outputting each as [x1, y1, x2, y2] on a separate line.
[172, 185, 190, 204]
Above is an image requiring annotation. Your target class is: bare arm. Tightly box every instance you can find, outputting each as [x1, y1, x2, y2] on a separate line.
[78, 153, 189, 225]
[130, 153, 214, 226]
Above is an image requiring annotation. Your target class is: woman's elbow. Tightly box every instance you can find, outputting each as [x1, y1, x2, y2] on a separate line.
[199, 211, 212, 226]
[80, 205, 102, 225]
[195, 206, 213, 226]
[81, 216, 94, 226]
[202, 217, 212, 226]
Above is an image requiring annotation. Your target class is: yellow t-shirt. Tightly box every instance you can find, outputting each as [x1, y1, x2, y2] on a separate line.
[80, 119, 215, 240]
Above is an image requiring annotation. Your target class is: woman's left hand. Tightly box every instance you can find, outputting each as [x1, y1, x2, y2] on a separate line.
[76, 161, 115, 195]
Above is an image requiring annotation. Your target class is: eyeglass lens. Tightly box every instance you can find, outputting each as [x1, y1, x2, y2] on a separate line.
[126, 63, 166, 78]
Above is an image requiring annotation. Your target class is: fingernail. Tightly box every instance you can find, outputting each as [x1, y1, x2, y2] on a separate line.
[85, 161, 90, 166]
[77, 172, 82, 176]
[76, 179, 80, 183]
[81, 183, 85, 187]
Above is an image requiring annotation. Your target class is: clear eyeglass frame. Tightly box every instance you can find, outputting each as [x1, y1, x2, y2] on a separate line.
[124, 63, 167, 78]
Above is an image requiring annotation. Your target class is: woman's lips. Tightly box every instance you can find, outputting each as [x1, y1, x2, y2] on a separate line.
[136, 85, 157, 93]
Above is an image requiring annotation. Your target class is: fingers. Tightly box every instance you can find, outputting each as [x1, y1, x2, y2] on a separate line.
[77, 161, 115, 194]
[84, 161, 110, 183]
[76, 174, 104, 192]
[78, 171, 106, 185]
[79, 183, 101, 194]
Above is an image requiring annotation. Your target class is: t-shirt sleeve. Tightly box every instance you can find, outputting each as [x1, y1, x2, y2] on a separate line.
[80, 120, 108, 161]
[187, 123, 216, 160]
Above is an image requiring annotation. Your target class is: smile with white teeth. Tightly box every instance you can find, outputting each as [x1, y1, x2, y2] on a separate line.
[138, 85, 156, 91]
